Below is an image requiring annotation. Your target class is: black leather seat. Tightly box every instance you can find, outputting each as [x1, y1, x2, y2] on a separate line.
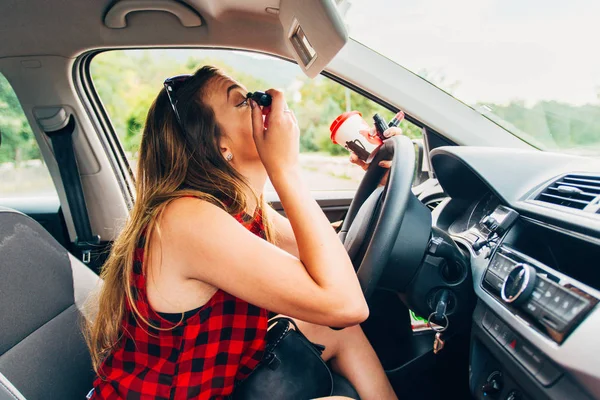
[0, 206, 359, 399]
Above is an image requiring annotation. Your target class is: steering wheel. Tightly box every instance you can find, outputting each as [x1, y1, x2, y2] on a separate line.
[338, 135, 416, 299]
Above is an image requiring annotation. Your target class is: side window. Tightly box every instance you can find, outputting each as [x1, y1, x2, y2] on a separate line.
[91, 50, 422, 191]
[0, 73, 57, 199]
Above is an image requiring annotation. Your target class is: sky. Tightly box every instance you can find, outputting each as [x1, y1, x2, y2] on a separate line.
[344, 0, 600, 106]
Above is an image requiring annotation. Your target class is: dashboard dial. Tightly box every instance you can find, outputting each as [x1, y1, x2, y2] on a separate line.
[449, 192, 500, 235]
[501, 263, 537, 305]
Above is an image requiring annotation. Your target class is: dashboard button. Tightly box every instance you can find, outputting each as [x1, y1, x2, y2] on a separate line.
[485, 270, 497, 283]
[562, 298, 589, 322]
[536, 277, 550, 291]
[514, 341, 545, 375]
[497, 325, 515, 346]
[535, 360, 563, 387]
[488, 257, 502, 275]
[531, 288, 544, 302]
[498, 259, 514, 279]
[483, 311, 496, 331]
[505, 336, 518, 355]
[522, 299, 543, 318]
[490, 318, 505, 339]
[546, 289, 574, 316]
[485, 271, 504, 292]
[537, 282, 558, 308]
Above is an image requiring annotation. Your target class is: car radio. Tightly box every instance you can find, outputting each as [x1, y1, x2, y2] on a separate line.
[482, 246, 597, 344]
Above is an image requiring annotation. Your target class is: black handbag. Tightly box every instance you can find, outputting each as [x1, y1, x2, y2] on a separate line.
[233, 317, 334, 399]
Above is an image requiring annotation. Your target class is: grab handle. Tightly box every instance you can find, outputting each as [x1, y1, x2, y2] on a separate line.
[104, 0, 202, 29]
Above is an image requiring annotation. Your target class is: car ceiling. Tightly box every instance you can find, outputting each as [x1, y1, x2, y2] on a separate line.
[0, 0, 292, 59]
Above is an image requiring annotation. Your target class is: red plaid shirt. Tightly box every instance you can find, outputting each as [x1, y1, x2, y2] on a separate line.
[92, 209, 268, 399]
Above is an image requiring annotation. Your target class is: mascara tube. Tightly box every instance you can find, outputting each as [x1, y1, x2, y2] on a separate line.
[247, 91, 272, 107]
[373, 113, 388, 140]
[247, 91, 273, 127]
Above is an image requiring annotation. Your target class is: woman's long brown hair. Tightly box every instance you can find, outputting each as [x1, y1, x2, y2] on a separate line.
[85, 66, 275, 372]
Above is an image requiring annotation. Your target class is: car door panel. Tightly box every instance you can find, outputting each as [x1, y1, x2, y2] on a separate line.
[266, 191, 354, 223]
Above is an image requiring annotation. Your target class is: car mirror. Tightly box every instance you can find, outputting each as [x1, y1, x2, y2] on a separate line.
[278, 0, 349, 78]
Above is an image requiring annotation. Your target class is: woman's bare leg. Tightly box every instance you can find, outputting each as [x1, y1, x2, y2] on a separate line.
[293, 319, 397, 400]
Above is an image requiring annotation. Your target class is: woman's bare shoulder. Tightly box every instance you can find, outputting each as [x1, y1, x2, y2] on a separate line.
[151, 196, 235, 249]
[162, 196, 224, 224]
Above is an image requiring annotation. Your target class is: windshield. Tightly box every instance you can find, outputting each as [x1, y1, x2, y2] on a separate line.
[344, 0, 600, 156]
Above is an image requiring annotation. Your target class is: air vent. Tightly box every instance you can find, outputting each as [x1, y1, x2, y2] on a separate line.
[537, 174, 600, 211]
[425, 199, 443, 211]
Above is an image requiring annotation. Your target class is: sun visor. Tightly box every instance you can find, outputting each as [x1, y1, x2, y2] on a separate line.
[278, 0, 349, 78]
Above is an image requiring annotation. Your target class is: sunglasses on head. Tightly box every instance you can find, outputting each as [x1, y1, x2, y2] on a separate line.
[164, 74, 192, 128]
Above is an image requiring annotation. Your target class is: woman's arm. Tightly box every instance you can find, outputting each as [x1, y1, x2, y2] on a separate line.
[162, 186, 367, 328]
[267, 205, 299, 257]
[268, 206, 342, 258]
[158, 90, 368, 328]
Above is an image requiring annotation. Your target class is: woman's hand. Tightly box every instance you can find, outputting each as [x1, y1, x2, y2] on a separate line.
[349, 126, 403, 187]
[349, 126, 403, 171]
[251, 89, 299, 178]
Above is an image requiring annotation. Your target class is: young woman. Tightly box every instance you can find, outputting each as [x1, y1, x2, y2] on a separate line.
[86, 65, 399, 399]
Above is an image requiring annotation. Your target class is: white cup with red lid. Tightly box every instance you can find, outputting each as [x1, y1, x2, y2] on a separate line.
[329, 111, 382, 161]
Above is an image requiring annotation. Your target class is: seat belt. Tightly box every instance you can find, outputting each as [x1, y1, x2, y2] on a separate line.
[43, 114, 100, 263]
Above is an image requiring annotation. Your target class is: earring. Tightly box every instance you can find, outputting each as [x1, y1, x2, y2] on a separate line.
[226, 153, 233, 161]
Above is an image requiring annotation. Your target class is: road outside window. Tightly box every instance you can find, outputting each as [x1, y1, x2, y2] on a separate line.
[0, 73, 57, 199]
[346, 0, 600, 156]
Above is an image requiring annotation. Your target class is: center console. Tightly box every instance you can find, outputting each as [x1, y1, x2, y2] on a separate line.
[483, 246, 596, 344]
[459, 204, 600, 400]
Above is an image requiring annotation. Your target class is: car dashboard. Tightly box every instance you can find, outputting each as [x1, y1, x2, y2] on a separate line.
[430, 146, 600, 400]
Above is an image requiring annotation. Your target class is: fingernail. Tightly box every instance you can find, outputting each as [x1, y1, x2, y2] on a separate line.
[378, 161, 386, 167]
[250, 99, 256, 109]
[383, 129, 392, 138]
